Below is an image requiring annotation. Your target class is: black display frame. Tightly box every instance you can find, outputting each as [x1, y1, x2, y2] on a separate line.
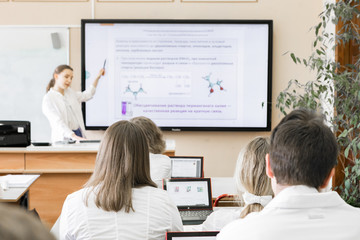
[81, 19, 273, 132]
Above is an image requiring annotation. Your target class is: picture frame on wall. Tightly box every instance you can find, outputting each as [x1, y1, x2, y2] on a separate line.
[97, 0, 173, 2]
[12, 0, 87, 2]
[181, 0, 256, 2]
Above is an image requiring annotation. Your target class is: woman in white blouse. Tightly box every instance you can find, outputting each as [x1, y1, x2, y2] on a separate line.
[42, 65, 104, 143]
[58, 120, 183, 240]
[199, 137, 274, 231]
[130, 116, 171, 188]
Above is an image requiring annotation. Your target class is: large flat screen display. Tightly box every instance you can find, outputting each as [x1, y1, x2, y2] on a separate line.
[81, 19, 272, 131]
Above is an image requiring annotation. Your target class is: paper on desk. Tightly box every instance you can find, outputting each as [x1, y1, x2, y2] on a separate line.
[4, 174, 40, 188]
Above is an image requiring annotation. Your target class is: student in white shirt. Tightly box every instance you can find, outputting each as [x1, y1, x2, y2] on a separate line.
[217, 109, 360, 240]
[199, 137, 273, 231]
[42, 65, 104, 143]
[58, 120, 183, 240]
[130, 116, 171, 188]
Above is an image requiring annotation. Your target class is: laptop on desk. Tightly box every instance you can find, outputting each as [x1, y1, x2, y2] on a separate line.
[166, 231, 219, 240]
[170, 156, 204, 178]
[164, 178, 213, 225]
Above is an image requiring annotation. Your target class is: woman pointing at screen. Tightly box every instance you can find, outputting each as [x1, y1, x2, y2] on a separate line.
[42, 65, 104, 143]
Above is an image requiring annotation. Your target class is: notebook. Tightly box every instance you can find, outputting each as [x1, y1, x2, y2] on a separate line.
[166, 231, 219, 240]
[164, 178, 213, 225]
[2, 174, 40, 188]
[170, 156, 204, 178]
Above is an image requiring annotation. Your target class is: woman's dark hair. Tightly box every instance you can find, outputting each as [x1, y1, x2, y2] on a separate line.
[46, 65, 73, 92]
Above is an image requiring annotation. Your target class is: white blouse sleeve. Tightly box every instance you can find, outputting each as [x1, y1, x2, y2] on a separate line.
[168, 198, 184, 232]
[42, 95, 74, 139]
[76, 85, 96, 102]
[150, 154, 172, 188]
[201, 211, 218, 231]
[202, 208, 243, 231]
[58, 196, 75, 240]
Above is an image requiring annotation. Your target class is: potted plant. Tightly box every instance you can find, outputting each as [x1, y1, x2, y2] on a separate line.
[276, 0, 360, 207]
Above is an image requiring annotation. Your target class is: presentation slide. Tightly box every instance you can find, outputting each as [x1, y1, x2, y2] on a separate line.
[82, 21, 271, 130]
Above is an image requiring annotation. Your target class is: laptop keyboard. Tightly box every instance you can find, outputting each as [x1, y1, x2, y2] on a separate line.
[180, 210, 213, 221]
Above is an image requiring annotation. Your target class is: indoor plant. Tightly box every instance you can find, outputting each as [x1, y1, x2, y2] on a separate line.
[276, 0, 360, 207]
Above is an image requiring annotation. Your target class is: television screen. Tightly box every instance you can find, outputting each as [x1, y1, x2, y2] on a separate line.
[81, 19, 272, 131]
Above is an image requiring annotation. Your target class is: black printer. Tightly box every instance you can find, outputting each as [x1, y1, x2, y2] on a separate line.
[0, 121, 31, 147]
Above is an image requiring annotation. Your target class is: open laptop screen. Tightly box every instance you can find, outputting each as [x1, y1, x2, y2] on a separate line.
[166, 231, 219, 240]
[164, 178, 212, 210]
[170, 156, 204, 178]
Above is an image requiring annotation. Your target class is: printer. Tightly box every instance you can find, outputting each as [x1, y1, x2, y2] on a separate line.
[0, 121, 31, 147]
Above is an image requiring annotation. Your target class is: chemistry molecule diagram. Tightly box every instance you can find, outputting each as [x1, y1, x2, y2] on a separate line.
[124, 84, 146, 100]
[202, 73, 225, 96]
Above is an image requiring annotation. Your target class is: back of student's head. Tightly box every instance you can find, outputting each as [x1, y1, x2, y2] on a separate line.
[130, 116, 166, 154]
[235, 137, 273, 218]
[0, 204, 55, 240]
[270, 109, 338, 189]
[85, 120, 157, 212]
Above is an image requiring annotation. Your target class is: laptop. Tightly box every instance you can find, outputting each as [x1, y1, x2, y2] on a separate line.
[170, 156, 204, 178]
[164, 178, 213, 225]
[166, 231, 219, 240]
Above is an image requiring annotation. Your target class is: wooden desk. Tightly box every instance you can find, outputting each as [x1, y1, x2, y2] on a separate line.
[213, 196, 243, 207]
[0, 143, 175, 226]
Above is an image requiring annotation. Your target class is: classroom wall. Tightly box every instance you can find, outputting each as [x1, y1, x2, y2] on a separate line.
[0, 0, 323, 177]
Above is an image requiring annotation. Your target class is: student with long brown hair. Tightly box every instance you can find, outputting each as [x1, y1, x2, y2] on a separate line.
[58, 120, 183, 239]
[130, 116, 171, 188]
[42, 65, 104, 142]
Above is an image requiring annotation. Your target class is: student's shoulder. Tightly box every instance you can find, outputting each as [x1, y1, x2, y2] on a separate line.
[341, 202, 360, 219]
[216, 218, 244, 239]
[145, 186, 174, 203]
[217, 216, 259, 240]
[65, 188, 88, 203]
[43, 89, 63, 103]
[149, 154, 171, 171]
[43, 89, 56, 99]
[146, 185, 169, 196]
[150, 153, 171, 162]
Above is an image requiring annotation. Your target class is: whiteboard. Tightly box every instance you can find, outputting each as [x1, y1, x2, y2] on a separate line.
[0, 27, 69, 141]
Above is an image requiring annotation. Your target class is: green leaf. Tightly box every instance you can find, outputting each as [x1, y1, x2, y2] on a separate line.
[290, 53, 297, 64]
[345, 179, 351, 190]
[315, 22, 322, 36]
[338, 129, 348, 138]
[316, 49, 324, 55]
[345, 144, 351, 158]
